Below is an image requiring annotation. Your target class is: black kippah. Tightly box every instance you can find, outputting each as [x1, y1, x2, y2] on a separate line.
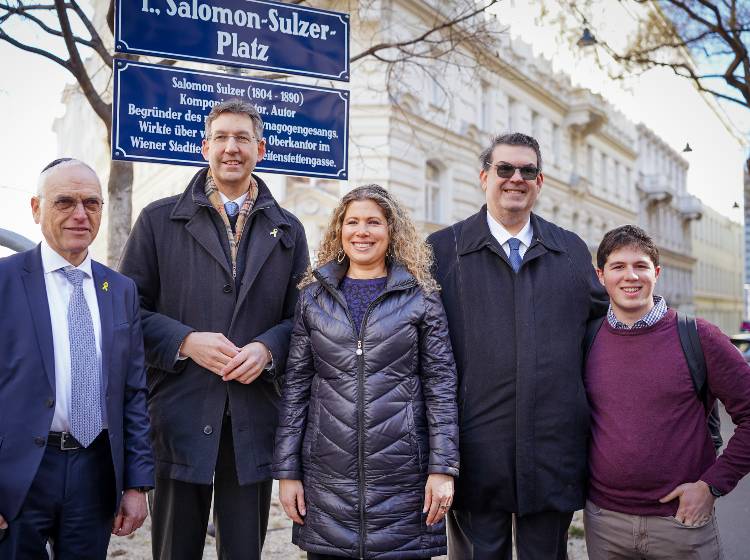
[41, 157, 75, 173]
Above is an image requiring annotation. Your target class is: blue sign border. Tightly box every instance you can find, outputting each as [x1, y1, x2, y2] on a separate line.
[115, 0, 350, 82]
[111, 59, 349, 180]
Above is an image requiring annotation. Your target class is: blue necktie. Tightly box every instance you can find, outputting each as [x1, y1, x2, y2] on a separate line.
[224, 201, 239, 217]
[508, 237, 523, 273]
[63, 268, 102, 447]
[224, 201, 240, 232]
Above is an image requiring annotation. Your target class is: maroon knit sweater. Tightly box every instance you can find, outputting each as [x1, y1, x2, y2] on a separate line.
[585, 308, 750, 516]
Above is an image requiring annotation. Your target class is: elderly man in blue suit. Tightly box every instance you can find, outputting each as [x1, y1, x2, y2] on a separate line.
[0, 158, 154, 559]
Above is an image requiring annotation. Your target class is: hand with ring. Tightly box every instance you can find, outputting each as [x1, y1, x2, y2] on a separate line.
[424, 473, 454, 526]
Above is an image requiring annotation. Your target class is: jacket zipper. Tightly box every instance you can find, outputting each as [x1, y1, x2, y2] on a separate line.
[354, 293, 386, 560]
[317, 278, 415, 559]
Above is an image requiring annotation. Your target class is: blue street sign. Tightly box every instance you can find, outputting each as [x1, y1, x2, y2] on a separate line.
[115, 0, 349, 81]
[112, 59, 349, 180]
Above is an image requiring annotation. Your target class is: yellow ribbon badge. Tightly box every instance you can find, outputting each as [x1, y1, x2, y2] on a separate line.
[102, 281, 109, 292]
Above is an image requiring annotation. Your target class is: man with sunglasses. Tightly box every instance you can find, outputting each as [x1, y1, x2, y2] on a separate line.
[0, 159, 154, 558]
[119, 99, 308, 559]
[428, 132, 607, 559]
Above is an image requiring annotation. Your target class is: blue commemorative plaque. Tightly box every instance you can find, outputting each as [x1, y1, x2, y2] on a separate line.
[115, 0, 349, 81]
[112, 59, 349, 180]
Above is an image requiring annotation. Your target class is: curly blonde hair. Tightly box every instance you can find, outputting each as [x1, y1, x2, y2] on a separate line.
[299, 184, 439, 292]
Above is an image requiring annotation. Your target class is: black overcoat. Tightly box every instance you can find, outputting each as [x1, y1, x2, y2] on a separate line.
[119, 168, 309, 485]
[427, 208, 607, 515]
[273, 261, 459, 559]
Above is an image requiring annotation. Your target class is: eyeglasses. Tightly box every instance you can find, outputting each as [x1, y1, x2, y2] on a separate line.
[493, 163, 540, 180]
[209, 134, 257, 145]
[48, 196, 104, 214]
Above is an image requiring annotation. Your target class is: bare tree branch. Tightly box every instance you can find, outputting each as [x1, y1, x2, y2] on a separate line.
[0, 0, 104, 55]
[351, 0, 500, 62]
[0, 27, 70, 69]
[547, 0, 750, 111]
[2, 3, 69, 41]
[69, 0, 112, 67]
[0, 2, 60, 12]
[53, 0, 111, 132]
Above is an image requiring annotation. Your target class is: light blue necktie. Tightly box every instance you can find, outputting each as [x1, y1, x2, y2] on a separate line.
[224, 201, 240, 217]
[63, 268, 102, 447]
[224, 201, 240, 232]
[507, 237, 523, 273]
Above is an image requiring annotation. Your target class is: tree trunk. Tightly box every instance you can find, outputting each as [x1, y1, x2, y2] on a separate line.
[107, 159, 134, 267]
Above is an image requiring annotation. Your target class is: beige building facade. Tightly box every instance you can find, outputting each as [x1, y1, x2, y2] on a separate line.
[692, 203, 745, 335]
[635, 124, 700, 314]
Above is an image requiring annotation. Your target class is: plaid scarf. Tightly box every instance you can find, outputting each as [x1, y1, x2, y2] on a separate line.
[204, 171, 258, 278]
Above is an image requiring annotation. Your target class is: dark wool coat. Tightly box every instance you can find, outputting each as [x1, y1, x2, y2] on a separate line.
[427, 208, 608, 515]
[119, 168, 309, 485]
[273, 261, 459, 559]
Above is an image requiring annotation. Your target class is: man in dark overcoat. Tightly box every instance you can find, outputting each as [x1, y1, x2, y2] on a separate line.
[427, 132, 607, 559]
[119, 99, 309, 560]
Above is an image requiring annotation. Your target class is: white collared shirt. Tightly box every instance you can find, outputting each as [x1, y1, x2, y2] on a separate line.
[486, 213, 534, 259]
[219, 191, 249, 208]
[41, 241, 104, 432]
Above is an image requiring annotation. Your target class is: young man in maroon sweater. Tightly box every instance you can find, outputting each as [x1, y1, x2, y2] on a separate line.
[584, 225, 750, 560]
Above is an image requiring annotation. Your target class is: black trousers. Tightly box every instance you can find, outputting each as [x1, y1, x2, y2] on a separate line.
[0, 433, 115, 560]
[150, 418, 273, 560]
[447, 508, 573, 560]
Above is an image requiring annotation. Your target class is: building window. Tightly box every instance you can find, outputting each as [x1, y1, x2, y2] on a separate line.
[429, 60, 447, 108]
[480, 81, 492, 131]
[425, 161, 442, 223]
[551, 123, 561, 166]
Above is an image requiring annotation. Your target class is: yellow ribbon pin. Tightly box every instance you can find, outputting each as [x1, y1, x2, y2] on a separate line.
[270, 228, 278, 238]
[102, 281, 109, 292]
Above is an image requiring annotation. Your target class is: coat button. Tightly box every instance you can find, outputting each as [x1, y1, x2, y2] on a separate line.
[34, 436, 46, 447]
[45, 398, 55, 408]
[203, 425, 213, 435]
[223, 284, 232, 293]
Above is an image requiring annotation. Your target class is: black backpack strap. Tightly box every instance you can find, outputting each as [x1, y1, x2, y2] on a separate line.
[676, 311, 723, 453]
[583, 316, 606, 360]
[676, 311, 708, 402]
[707, 404, 723, 454]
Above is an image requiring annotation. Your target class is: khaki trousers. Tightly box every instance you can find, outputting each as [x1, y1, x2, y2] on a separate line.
[583, 500, 724, 560]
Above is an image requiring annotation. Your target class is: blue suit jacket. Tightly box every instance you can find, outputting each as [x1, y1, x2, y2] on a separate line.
[0, 245, 154, 521]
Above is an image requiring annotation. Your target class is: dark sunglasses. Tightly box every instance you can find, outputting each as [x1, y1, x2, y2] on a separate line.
[493, 163, 540, 180]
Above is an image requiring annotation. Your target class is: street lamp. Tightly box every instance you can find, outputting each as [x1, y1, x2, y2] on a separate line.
[577, 27, 597, 48]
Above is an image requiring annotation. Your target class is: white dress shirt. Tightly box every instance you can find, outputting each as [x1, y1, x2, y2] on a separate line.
[219, 191, 249, 208]
[486, 212, 534, 259]
[41, 241, 104, 432]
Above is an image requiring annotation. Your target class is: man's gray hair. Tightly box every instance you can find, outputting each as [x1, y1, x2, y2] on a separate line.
[479, 132, 543, 172]
[36, 158, 99, 196]
[205, 98, 264, 141]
